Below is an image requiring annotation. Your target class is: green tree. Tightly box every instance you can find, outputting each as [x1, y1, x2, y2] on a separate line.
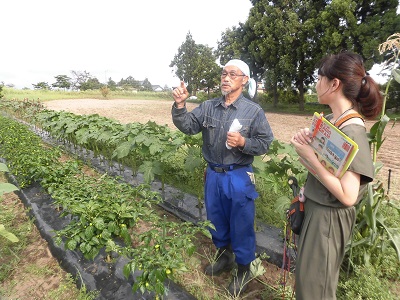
[319, 0, 400, 69]
[118, 76, 139, 90]
[70, 70, 92, 90]
[217, 25, 248, 66]
[242, 0, 327, 109]
[220, 0, 400, 109]
[170, 32, 198, 94]
[140, 78, 153, 91]
[69, 70, 101, 91]
[0, 82, 3, 99]
[80, 77, 102, 91]
[287, 0, 328, 110]
[383, 70, 400, 110]
[52, 75, 71, 91]
[170, 32, 220, 95]
[241, 1, 291, 107]
[107, 77, 117, 91]
[32, 81, 51, 90]
[4, 83, 15, 89]
[194, 44, 220, 95]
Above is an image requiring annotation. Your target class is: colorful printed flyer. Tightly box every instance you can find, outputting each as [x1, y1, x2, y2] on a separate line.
[300, 112, 359, 179]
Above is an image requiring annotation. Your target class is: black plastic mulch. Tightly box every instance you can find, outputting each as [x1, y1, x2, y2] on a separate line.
[2, 125, 290, 299]
[5, 172, 197, 300]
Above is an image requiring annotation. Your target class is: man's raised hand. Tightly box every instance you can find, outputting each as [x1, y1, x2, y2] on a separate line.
[172, 81, 189, 108]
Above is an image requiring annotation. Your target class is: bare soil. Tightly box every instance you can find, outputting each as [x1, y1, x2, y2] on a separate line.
[45, 98, 399, 200]
[0, 190, 80, 300]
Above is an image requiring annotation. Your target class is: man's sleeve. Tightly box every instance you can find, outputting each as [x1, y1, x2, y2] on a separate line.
[242, 109, 274, 156]
[171, 103, 203, 135]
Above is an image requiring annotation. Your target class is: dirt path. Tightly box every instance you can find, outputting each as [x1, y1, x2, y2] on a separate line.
[45, 98, 399, 200]
[0, 185, 82, 300]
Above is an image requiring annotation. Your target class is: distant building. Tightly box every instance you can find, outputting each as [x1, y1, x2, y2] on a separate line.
[151, 85, 164, 92]
[257, 82, 265, 93]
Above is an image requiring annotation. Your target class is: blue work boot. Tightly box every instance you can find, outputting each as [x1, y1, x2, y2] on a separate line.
[204, 246, 235, 276]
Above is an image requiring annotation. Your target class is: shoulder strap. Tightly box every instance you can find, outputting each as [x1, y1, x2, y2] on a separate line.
[336, 113, 364, 128]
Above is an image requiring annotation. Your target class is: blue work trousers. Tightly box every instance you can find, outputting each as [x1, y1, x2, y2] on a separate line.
[204, 165, 258, 265]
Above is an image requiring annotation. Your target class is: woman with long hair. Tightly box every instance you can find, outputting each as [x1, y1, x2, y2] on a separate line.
[290, 52, 384, 299]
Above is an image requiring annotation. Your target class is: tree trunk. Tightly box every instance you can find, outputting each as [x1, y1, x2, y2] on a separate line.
[273, 81, 279, 108]
[298, 83, 305, 111]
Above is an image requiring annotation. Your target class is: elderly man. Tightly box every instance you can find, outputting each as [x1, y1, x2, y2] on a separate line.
[171, 59, 274, 295]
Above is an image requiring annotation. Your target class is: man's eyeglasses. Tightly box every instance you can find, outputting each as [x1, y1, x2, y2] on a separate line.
[221, 72, 247, 80]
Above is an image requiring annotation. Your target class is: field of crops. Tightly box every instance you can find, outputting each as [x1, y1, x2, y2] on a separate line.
[1, 97, 399, 299]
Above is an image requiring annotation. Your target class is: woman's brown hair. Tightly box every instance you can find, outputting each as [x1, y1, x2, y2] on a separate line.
[318, 52, 383, 119]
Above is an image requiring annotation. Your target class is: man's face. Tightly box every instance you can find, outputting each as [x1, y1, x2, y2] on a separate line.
[220, 66, 248, 96]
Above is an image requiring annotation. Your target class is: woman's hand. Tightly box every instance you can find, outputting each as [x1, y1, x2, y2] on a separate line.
[291, 127, 361, 206]
[290, 128, 315, 160]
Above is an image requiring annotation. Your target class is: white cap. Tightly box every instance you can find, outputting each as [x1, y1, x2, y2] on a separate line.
[224, 59, 257, 98]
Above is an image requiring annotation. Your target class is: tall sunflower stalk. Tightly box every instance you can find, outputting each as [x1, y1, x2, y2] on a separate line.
[378, 33, 400, 114]
[370, 33, 400, 162]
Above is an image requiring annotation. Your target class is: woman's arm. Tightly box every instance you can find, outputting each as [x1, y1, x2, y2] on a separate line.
[291, 128, 360, 206]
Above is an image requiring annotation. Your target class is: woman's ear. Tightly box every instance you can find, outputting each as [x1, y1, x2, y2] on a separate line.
[331, 78, 341, 91]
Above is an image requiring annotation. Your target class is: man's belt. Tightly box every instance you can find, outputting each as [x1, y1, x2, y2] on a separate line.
[208, 164, 248, 173]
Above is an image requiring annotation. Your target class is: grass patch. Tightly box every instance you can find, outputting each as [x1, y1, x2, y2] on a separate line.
[3, 87, 173, 102]
[46, 273, 99, 300]
[0, 184, 32, 281]
[338, 265, 397, 299]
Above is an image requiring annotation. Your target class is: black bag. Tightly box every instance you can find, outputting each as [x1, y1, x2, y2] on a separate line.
[287, 195, 305, 235]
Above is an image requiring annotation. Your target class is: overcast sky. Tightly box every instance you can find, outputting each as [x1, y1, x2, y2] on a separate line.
[0, 0, 252, 89]
[1, 1, 396, 90]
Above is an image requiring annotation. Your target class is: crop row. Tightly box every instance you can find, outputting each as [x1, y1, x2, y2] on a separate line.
[0, 98, 308, 227]
[0, 114, 211, 297]
[1, 98, 400, 298]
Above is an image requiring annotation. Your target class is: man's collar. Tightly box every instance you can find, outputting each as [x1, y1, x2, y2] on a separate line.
[217, 94, 243, 107]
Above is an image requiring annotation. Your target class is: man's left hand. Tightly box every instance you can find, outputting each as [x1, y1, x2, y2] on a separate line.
[227, 132, 245, 148]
